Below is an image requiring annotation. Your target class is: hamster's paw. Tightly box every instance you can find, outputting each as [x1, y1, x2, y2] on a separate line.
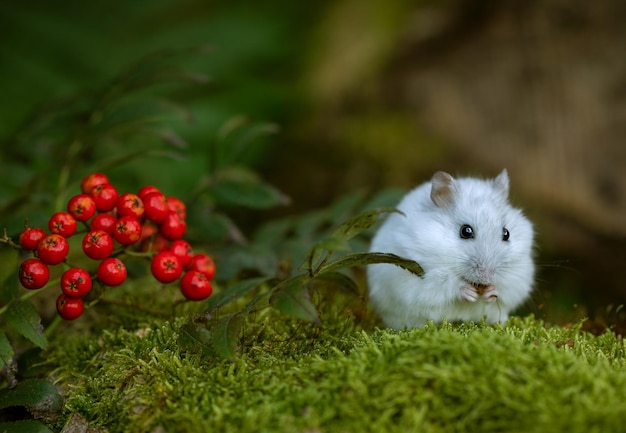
[481, 286, 498, 303]
[460, 284, 479, 302]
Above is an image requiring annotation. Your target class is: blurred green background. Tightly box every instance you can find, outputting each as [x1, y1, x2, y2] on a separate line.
[0, 0, 322, 236]
[1, 0, 310, 133]
[2, 0, 626, 323]
[0, 1, 312, 189]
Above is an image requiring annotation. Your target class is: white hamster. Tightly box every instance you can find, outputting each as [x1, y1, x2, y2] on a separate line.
[367, 169, 534, 329]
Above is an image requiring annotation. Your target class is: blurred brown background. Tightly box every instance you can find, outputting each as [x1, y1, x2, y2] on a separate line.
[266, 0, 626, 318]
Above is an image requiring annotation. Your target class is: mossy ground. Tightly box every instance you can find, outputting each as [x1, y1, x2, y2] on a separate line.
[47, 304, 626, 433]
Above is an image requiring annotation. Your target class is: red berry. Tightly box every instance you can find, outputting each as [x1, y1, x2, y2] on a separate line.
[116, 193, 144, 219]
[166, 197, 186, 220]
[138, 185, 161, 200]
[90, 213, 117, 234]
[140, 233, 169, 253]
[159, 211, 187, 240]
[187, 253, 216, 280]
[19, 227, 47, 250]
[113, 216, 142, 245]
[56, 294, 84, 320]
[48, 212, 77, 238]
[67, 194, 97, 222]
[37, 234, 70, 265]
[138, 223, 168, 251]
[82, 230, 115, 260]
[91, 183, 119, 212]
[142, 192, 169, 223]
[80, 173, 109, 194]
[97, 258, 127, 286]
[61, 268, 92, 298]
[180, 270, 213, 301]
[19, 258, 50, 290]
[170, 239, 193, 268]
[140, 223, 158, 241]
[151, 251, 183, 284]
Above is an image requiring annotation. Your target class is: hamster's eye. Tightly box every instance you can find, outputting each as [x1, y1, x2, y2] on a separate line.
[502, 227, 510, 241]
[459, 224, 474, 239]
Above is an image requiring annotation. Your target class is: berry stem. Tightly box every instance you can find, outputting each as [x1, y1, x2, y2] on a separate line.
[0, 229, 21, 250]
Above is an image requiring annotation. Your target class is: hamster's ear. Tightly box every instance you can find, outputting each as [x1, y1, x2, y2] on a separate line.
[430, 171, 457, 208]
[494, 169, 510, 197]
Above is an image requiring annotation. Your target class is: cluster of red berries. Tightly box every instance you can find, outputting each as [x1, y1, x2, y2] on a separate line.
[17, 173, 215, 320]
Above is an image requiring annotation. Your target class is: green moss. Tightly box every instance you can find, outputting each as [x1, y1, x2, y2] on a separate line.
[49, 315, 626, 433]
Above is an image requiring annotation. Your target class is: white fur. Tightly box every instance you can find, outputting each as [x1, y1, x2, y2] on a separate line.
[367, 170, 535, 329]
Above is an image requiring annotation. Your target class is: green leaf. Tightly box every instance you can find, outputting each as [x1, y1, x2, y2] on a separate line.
[243, 290, 273, 315]
[300, 207, 402, 275]
[207, 276, 271, 312]
[0, 420, 53, 433]
[212, 313, 244, 360]
[270, 277, 320, 324]
[313, 237, 350, 253]
[0, 379, 62, 412]
[213, 244, 278, 280]
[308, 271, 359, 295]
[0, 332, 14, 370]
[300, 243, 331, 275]
[300, 229, 358, 275]
[218, 119, 279, 167]
[210, 167, 289, 209]
[319, 252, 424, 277]
[177, 323, 215, 357]
[188, 210, 236, 242]
[5, 301, 48, 349]
[211, 179, 288, 209]
[331, 207, 401, 242]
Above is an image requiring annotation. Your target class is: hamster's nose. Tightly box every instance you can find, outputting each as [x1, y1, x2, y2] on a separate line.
[474, 263, 495, 284]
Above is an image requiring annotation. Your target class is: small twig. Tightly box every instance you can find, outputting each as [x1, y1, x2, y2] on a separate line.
[1, 228, 21, 250]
